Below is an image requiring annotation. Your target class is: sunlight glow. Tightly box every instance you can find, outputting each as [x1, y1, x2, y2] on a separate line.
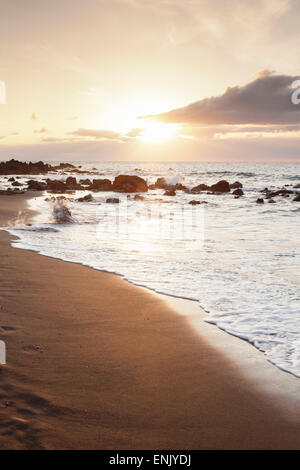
[138, 122, 180, 143]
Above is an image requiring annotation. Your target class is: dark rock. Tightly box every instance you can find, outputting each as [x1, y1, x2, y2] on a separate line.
[164, 189, 176, 196]
[27, 180, 47, 191]
[11, 181, 22, 187]
[79, 178, 92, 185]
[232, 188, 244, 196]
[0, 159, 53, 175]
[154, 177, 168, 189]
[113, 175, 148, 193]
[148, 184, 156, 190]
[256, 198, 264, 204]
[189, 200, 201, 205]
[293, 194, 300, 201]
[175, 183, 188, 191]
[66, 176, 77, 188]
[77, 194, 93, 202]
[54, 162, 76, 170]
[191, 183, 210, 193]
[89, 179, 112, 191]
[210, 180, 230, 193]
[106, 198, 120, 203]
[133, 194, 144, 201]
[46, 179, 66, 192]
[8, 177, 15, 182]
[230, 181, 243, 189]
[268, 199, 276, 203]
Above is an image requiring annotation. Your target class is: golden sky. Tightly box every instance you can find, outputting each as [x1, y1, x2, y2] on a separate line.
[0, 0, 300, 161]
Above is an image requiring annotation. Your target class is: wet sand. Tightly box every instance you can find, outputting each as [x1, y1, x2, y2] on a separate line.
[0, 193, 300, 449]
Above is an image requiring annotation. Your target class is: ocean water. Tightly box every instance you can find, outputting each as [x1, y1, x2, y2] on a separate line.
[2, 162, 300, 376]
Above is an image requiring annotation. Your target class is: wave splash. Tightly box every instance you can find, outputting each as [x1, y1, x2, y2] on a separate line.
[50, 197, 75, 224]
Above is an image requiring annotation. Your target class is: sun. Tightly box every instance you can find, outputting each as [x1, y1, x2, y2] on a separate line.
[139, 122, 179, 143]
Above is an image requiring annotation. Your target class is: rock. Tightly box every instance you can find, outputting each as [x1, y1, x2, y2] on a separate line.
[27, 180, 47, 191]
[106, 198, 120, 204]
[8, 177, 15, 182]
[46, 179, 66, 192]
[175, 183, 188, 191]
[77, 194, 93, 202]
[54, 162, 76, 170]
[232, 188, 244, 196]
[133, 194, 144, 200]
[0, 158, 53, 175]
[79, 178, 92, 185]
[191, 183, 210, 193]
[189, 200, 201, 205]
[66, 176, 77, 188]
[148, 184, 156, 190]
[164, 189, 176, 196]
[210, 180, 231, 193]
[293, 194, 300, 201]
[89, 179, 112, 191]
[11, 181, 22, 186]
[154, 177, 168, 189]
[230, 181, 243, 189]
[113, 175, 148, 193]
[268, 199, 276, 203]
[256, 198, 264, 204]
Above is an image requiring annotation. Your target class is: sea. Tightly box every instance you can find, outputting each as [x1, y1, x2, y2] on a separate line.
[1, 161, 300, 377]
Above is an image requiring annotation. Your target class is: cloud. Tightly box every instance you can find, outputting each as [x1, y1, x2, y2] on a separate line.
[68, 128, 123, 141]
[34, 127, 47, 133]
[145, 73, 300, 126]
[125, 128, 143, 137]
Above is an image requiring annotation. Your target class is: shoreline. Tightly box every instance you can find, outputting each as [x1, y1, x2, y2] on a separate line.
[1, 193, 300, 449]
[9, 192, 300, 399]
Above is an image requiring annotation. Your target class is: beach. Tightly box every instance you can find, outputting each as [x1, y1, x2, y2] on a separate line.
[0, 193, 299, 449]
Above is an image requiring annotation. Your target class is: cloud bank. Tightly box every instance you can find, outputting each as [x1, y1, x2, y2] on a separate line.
[145, 73, 300, 126]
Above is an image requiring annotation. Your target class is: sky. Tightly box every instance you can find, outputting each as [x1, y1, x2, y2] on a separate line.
[0, 0, 300, 162]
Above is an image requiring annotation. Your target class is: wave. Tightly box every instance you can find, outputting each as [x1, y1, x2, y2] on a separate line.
[50, 197, 76, 224]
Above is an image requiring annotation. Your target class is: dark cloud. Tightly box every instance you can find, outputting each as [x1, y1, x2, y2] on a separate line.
[145, 73, 300, 126]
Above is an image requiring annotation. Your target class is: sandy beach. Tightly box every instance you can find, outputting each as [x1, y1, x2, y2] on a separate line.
[0, 193, 300, 450]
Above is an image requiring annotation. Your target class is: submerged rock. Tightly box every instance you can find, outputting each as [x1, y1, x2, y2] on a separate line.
[256, 198, 264, 204]
[106, 198, 120, 204]
[77, 194, 93, 202]
[164, 189, 176, 196]
[230, 181, 243, 189]
[232, 188, 244, 196]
